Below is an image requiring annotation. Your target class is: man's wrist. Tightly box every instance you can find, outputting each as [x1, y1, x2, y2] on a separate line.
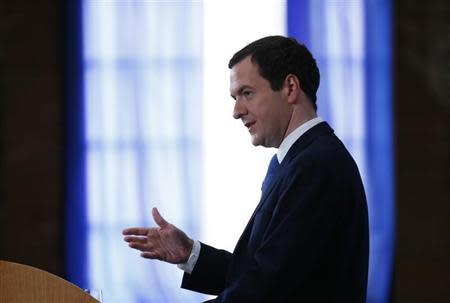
[177, 240, 201, 274]
[185, 238, 194, 262]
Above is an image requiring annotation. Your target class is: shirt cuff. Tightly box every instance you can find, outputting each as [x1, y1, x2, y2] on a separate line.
[177, 240, 201, 274]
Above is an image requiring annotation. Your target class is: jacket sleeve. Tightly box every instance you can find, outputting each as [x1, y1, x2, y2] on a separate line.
[181, 242, 233, 295]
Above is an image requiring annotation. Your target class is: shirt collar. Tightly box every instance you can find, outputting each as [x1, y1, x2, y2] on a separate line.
[277, 117, 324, 163]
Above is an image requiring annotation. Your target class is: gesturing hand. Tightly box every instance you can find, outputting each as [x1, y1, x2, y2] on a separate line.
[122, 207, 194, 264]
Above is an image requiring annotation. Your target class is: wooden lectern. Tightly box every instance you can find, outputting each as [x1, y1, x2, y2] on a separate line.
[0, 260, 99, 303]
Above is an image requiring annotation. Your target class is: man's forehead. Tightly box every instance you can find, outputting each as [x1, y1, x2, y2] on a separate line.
[229, 57, 258, 91]
[230, 56, 255, 75]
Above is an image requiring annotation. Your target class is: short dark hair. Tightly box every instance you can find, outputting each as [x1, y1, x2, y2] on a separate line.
[228, 35, 320, 110]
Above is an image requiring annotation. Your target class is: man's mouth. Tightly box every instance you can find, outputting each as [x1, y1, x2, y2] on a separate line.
[244, 121, 256, 131]
[244, 121, 255, 127]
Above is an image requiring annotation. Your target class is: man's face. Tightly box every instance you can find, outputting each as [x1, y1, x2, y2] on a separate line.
[230, 56, 291, 148]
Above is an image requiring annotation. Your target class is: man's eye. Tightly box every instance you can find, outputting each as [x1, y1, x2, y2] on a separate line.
[243, 91, 252, 97]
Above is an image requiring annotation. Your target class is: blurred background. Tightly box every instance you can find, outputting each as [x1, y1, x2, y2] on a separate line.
[0, 0, 449, 302]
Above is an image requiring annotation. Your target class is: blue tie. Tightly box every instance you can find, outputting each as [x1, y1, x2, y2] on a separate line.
[261, 154, 280, 194]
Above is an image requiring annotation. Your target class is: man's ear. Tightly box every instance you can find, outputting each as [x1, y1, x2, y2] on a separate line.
[284, 74, 301, 104]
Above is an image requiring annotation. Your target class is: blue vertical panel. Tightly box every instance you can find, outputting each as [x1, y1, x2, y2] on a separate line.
[287, 0, 310, 46]
[288, 1, 394, 302]
[64, 0, 87, 289]
[77, 1, 204, 302]
[364, 1, 394, 302]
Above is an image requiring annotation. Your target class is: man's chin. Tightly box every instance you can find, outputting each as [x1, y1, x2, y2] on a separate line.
[250, 135, 262, 147]
[251, 136, 278, 148]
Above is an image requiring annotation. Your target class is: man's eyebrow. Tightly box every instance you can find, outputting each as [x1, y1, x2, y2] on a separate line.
[232, 85, 252, 96]
[230, 84, 253, 100]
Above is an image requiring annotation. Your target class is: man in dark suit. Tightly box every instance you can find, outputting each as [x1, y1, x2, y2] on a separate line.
[123, 36, 369, 302]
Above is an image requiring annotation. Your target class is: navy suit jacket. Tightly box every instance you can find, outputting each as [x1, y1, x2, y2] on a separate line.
[181, 122, 369, 302]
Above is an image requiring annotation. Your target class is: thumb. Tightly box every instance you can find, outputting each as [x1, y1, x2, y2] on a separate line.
[152, 207, 169, 228]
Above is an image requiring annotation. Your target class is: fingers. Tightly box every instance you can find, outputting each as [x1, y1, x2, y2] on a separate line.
[123, 236, 147, 244]
[127, 242, 163, 261]
[122, 227, 149, 236]
[123, 207, 169, 235]
[123, 207, 170, 262]
[123, 228, 159, 250]
[128, 242, 152, 252]
[152, 207, 169, 228]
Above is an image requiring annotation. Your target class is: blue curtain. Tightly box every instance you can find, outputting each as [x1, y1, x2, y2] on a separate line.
[288, 1, 395, 302]
[67, 1, 205, 302]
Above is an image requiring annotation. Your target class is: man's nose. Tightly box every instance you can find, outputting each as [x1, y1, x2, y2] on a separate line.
[233, 99, 247, 120]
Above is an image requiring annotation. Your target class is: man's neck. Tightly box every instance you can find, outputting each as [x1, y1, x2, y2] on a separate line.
[282, 108, 317, 146]
[277, 117, 323, 163]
